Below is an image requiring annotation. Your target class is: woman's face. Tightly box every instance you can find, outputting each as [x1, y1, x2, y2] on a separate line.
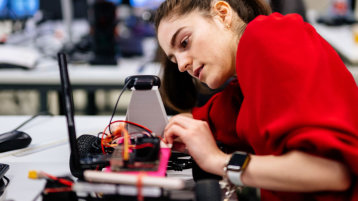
[157, 10, 238, 89]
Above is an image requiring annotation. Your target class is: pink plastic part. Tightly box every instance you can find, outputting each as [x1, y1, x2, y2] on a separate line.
[104, 147, 171, 177]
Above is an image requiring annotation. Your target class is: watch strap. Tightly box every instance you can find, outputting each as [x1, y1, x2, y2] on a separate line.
[227, 169, 244, 186]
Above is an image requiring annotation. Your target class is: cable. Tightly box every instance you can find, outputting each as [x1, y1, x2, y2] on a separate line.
[12, 111, 53, 131]
[28, 170, 73, 187]
[43, 187, 72, 193]
[31, 191, 42, 201]
[106, 120, 152, 136]
[100, 120, 153, 154]
[123, 125, 130, 161]
[3, 176, 9, 186]
[29, 171, 74, 201]
[108, 77, 133, 135]
[101, 120, 153, 154]
[0, 176, 10, 196]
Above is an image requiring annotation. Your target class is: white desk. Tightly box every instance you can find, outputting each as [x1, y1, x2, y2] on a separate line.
[308, 10, 358, 65]
[0, 59, 161, 114]
[310, 19, 358, 86]
[347, 67, 358, 85]
[0, 116, 109, 201]
[314, 24, 358, 64]
[0, 59, 160, 86]
[0, 115, 192, 201]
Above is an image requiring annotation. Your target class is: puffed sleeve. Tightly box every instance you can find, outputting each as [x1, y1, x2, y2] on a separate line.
[192, 80, 252, 150]
[236, 12, 358, 177]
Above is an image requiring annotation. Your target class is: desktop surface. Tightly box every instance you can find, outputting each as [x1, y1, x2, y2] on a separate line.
[0, 115, 192, 201]
[0, 58, 160, 85]
[308, 10, 358, 65]
[0, 115, 109, 201]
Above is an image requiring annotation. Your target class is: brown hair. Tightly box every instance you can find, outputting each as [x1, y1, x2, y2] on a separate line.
[154, 0, 271, 113]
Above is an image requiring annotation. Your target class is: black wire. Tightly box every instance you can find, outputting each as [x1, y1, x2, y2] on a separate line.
[0, 176, 10, 196]
[3, 176, 9, 187]
[12, 111, 53, 131]
[108, 78, 133, 134]
[31, 191, 42, 201]
[97, 132, 104, 138]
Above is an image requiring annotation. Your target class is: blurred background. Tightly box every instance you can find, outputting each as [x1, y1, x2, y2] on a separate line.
[0, 0, 357, 116]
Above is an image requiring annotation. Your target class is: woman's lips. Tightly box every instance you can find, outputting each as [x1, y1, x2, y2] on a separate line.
[194, 65, 204, 79]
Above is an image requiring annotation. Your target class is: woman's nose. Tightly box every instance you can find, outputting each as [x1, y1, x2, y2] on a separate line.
[177, 54, 192, 72]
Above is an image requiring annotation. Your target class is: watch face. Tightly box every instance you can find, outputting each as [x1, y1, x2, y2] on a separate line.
[227, 152, 248, 171]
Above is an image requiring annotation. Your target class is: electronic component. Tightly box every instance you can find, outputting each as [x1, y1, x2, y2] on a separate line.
[125, 75, 161, 90]
[0, 111, 52, 153]
[0, 130, 31, 152]
[110, 137, 161, 172]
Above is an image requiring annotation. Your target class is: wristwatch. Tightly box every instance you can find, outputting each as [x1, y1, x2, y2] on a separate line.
[225, 151, 250, 186]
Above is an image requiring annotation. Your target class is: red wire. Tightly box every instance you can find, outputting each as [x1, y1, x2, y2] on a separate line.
[101, 124, 110, 154]
[132, 143, 154, 149]
[136, 172, 146, 201]
[116, 120, 152, 134]
[157, 136, 165, 143]
[101, 120, 153, 154]
[42, 172, 73, 187]
[44, 187, 73, 193]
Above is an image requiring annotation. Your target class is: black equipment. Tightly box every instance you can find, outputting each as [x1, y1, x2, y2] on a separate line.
[125, 75, 161, 90]
[56, 53, 222, 201]
[88, 1, 117, 65]
[0, 130, 31, 153]
[0, 163, 9, 197]
[39, 0, 88, 20]
[0, 112, 52, 153]
[58, 53, 109, 179]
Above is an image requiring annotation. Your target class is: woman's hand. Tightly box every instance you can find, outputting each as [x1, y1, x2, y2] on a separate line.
[164, 114, 230, 176]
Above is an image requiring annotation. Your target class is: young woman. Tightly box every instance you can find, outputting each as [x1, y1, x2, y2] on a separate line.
[154, 0, 358, 200]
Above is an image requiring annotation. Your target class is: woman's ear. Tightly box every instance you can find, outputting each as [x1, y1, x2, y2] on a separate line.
[213, 1, 233, 28]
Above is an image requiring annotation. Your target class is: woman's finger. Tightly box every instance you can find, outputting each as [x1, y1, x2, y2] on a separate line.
[165, 115, 196, 132]
[164, 124, 186, 144]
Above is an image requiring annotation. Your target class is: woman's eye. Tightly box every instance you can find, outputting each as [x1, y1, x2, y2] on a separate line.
[180, 38, 189, 48]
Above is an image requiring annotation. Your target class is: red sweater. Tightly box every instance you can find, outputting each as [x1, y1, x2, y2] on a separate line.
[192, 13, 358, 201]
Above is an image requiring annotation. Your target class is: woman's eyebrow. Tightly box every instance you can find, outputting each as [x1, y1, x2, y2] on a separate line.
[171, 27, 186, 47]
